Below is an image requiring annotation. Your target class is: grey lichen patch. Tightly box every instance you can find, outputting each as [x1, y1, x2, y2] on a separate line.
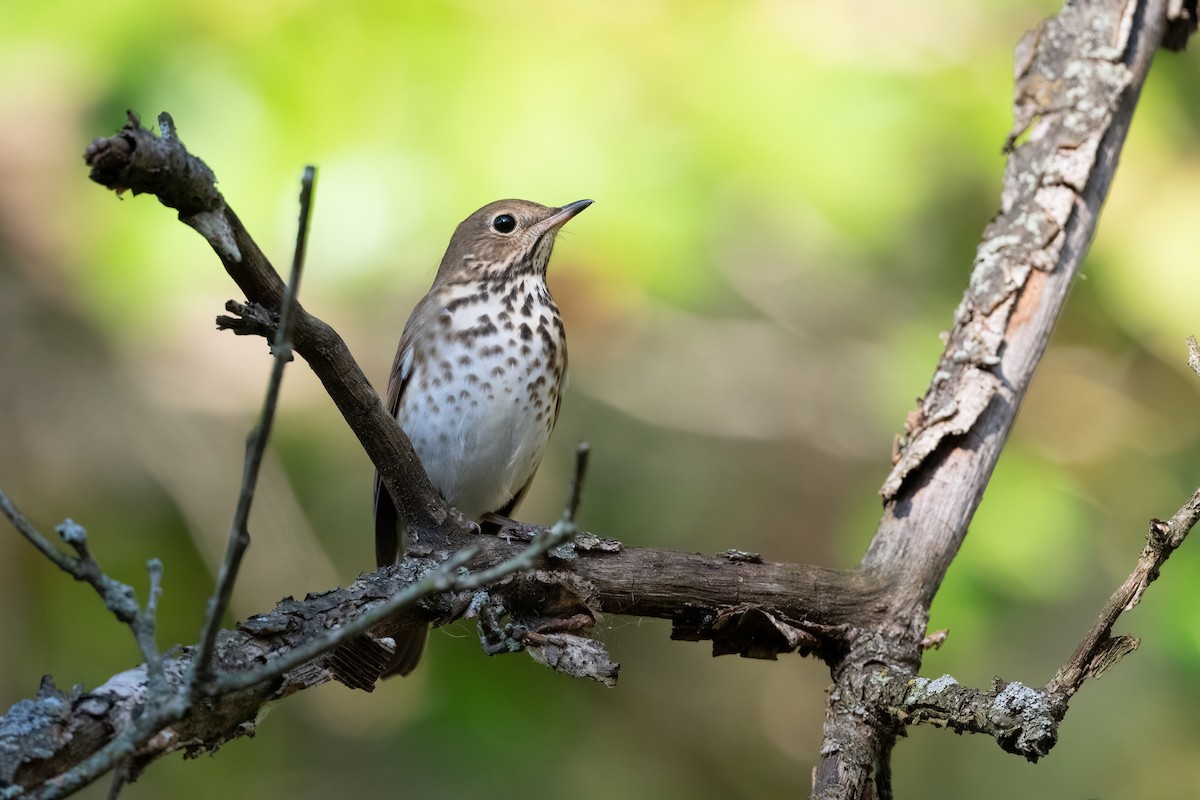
[926, 673, 959, 695]
[719, 549, 764, 564]
[571, 531, 622, 553]
[992, 680, 1056, 759]
[526, 633, 619, 686]
[901, 673, 959, 709]
[882, 0, 1139, 502]
[185, 208, 242, 263]
[0, 683, 73, 783]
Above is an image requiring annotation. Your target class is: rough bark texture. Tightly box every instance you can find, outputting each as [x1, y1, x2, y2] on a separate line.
[815, 1, 1175, 795]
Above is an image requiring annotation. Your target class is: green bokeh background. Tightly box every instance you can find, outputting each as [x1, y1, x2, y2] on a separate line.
[2, 1, 1199, 797]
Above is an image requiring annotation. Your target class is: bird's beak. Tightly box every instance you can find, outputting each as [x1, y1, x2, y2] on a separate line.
[543, 199, 593, 230]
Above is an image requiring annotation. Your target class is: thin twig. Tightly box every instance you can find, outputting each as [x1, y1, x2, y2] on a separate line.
[216, 447, 591, 693]
[562, 441, 590, 525]
[191, 166, 317, 686]
[105, 761, 130, 800]
[0, 492, 80, 573]
[1047, 485, 1200, 698]
[135, 559, 166, 688]
[884, 484, 1200, 763]
[213, 546, 471, 692]
[0, 492, 147, 631]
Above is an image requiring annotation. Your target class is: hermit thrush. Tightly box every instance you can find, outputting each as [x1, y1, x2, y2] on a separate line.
[374, 198, 591, 676]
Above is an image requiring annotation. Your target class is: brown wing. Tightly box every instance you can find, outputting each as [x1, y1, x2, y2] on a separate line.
[373, 294, 441, 568]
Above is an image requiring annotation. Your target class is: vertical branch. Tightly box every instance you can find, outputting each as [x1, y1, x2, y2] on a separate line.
[191, 166, 318, 685]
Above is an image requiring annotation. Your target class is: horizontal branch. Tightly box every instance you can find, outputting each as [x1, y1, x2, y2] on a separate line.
[0, 523, 884, 792]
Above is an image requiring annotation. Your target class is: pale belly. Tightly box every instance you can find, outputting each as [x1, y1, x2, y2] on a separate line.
[399, 293, 564, 519]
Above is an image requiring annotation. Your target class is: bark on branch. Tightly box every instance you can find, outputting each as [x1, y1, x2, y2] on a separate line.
[815, 0, 1189, 796]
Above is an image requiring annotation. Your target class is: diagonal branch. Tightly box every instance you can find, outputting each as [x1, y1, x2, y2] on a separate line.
[191, 165, 316, 688]
[815, 0, 1182, 796]
[1047, 483, 1200, 699]
[873, 481, 1200, 764]
[85, 112, 450, 537]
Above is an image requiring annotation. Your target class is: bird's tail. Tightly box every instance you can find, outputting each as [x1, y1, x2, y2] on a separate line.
[382, 624, 429, 678]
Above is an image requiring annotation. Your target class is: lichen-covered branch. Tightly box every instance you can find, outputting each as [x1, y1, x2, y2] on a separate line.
[814, 1, 1183, 797]
[1, 439, 605, 797]
[0, 517, 878, 795]
[870, 482, 1200, 767]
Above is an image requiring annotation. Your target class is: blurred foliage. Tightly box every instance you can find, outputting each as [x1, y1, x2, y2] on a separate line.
[2, 0, 1199, 797]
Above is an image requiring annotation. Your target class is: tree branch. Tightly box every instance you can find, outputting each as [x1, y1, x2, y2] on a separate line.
[815, 0, 1180, 795]
[0, 443, 605, 798]
[193, 165, 315, 688]
[85, 111, 450, 537]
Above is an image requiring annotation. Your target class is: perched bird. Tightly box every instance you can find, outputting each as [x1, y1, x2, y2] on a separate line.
[375, 198, 592, 676]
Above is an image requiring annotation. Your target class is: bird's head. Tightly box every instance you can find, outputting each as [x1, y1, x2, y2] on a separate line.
[436, 198, 592, 283]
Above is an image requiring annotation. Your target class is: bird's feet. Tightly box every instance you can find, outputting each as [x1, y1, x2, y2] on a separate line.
[479, 512, 539, 541]
[448, 506, 481, 534]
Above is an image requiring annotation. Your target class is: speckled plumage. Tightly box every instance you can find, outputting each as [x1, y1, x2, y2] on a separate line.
[374, 198, 591, 677]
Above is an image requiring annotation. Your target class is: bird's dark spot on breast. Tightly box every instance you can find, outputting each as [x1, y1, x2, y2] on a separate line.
[518, 323, 533, 341]
[446, 294, 478, 312]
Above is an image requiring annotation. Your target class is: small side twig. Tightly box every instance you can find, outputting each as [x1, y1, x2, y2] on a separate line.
[1047, 484, 1200, 699]
[881, 482, 1200, 764]
[0, 496, 185, 800]
[137, 559, 166, 687]
[0, 493, 163, 668]
[191, 166, 317, 688]
[215, 300, 283, 347]
[561, 441, 590, 525]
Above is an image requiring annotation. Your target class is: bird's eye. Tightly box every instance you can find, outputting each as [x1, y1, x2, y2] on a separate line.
[492, 214, 517, 234]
